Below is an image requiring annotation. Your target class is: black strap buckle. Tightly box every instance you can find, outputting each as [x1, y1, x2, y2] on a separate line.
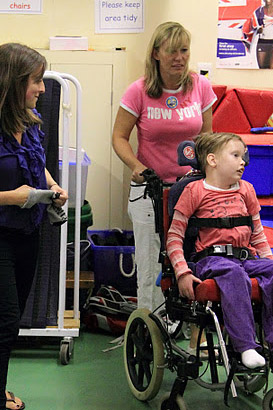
[239, 248, 249, 261]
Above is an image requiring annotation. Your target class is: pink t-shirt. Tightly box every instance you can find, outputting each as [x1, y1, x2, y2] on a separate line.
[120, 74, 217, 183]
[174, 179, 260, 255]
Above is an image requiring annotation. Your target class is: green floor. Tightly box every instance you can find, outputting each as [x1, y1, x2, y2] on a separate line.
[8, 329, 273, 410]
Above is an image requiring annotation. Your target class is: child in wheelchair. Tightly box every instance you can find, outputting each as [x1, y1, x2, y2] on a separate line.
[167, 131, 273, 370]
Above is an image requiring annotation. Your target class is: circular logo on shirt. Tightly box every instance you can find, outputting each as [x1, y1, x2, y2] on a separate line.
[166, 96, 178, 109]
[183, 146, 195, 160]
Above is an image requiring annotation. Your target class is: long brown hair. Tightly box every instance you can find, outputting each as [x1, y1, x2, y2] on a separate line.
[0, 43, 47, 135]
[144, 22, 193, 98]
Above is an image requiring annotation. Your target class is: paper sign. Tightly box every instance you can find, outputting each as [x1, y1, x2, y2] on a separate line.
[0, 0, 42, 14]
[95, 0, 144, 33]
[218, 0, 246, 6]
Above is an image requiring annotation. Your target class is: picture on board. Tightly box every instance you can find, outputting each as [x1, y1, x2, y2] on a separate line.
[217, 0, 273, 69]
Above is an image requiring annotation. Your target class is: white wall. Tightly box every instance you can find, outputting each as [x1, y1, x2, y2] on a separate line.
[1, 0, 271, 228]
[0, 0, 271, 89]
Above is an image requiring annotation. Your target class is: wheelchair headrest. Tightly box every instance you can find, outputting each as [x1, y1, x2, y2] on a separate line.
[177, 140, 249, 169]
[177, 141, 200, 170]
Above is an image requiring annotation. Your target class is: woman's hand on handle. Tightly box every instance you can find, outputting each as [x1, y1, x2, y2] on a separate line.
[132, 165, 148, 184]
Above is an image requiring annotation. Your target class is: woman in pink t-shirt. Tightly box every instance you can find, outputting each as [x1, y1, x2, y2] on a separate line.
[112, 22, 216, 319]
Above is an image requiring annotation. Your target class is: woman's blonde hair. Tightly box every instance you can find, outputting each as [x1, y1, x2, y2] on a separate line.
[0, 43, 47, 135]
[195, 132, 247, 174]
[144, 21, 193, 98]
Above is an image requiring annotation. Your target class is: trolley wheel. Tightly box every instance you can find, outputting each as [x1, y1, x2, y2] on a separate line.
[263, 388, 273, 410]
[124, 308, 165, 401]
[60, 337, 74, 365]
[60, 343, 70, 365]
[236, 374, 267, 394]
[159, 393, 188, 410]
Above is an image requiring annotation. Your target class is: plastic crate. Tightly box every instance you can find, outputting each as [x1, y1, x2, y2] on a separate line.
[59, 147, 91, 208]
[242, 145, 273, 195]
[87, 230, 137, 296]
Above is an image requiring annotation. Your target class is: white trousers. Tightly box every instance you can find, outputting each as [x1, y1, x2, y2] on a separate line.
[128, 183, 165, 311]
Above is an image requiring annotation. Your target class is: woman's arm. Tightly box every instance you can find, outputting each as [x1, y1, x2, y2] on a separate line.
[45, 168, 68, 207]
[200, 107, 213, 134]
[45, 168, 58, 189]
[112, 107, 147, 183]
[0, 186, 33, 207]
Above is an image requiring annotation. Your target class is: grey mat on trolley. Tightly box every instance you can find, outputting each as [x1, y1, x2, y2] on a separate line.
[20, 79, 61, 328]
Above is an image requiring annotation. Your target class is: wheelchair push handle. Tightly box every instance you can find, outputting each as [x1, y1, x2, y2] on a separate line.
[140, 168, 163, 236]
[140, 168, 161, 200]
[140, 168, 158, 181]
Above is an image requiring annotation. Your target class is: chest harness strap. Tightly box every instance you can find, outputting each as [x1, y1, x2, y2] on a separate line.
[188, 215, 254, 262]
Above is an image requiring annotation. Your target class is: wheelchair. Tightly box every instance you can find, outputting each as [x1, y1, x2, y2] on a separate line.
[123, 141, 273, 410]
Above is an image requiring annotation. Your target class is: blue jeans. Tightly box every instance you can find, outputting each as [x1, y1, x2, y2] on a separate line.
[0, 228, 39, 410]
[195, 256, 273, 352]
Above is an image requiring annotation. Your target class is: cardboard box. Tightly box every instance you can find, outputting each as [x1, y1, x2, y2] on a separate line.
[49, 36, 88, 51]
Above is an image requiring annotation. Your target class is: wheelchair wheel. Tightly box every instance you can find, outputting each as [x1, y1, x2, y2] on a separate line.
[159, 393, 188, 410]
[124, 308, 165, 401]
[263, 388, 273, 410]
[236, 374, 267, 394]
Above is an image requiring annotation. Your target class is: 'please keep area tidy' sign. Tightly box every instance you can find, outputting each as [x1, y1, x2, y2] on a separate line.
[95, 0, 144, 33]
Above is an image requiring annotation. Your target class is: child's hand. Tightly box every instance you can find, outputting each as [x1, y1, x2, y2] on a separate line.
[177, 273, 202, 301]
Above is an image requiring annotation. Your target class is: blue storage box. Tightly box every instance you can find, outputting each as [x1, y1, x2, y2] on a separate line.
[242, 145, 273, 196]
[87, 230, 137, 296]
[260, 205, 273, 223]
[260, 203, 273, 250]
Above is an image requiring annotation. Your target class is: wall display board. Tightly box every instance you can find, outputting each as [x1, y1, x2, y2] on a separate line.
[95, 0, 144, 33]
[0, 0, 42, 13]
[217, 0, 273, 69]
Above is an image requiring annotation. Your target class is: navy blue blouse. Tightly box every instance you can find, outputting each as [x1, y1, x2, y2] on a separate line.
[0, 110, 48, 233]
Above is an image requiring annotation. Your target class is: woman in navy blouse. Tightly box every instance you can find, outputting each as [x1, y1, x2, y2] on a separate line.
[0, 43, 68, 410]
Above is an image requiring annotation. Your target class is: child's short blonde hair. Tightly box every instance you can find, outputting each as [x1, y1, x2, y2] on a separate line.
[195, 132, 246, 174]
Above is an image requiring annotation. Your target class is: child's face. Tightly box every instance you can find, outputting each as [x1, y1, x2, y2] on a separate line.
[214, 139, 246, 186]
[25, 66, 45, 109]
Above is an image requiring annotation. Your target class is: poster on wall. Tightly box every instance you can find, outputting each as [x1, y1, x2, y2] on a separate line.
[217, 0, 273, 69]
[0, 0, 42, 14]
[95, 0, 144, 33]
